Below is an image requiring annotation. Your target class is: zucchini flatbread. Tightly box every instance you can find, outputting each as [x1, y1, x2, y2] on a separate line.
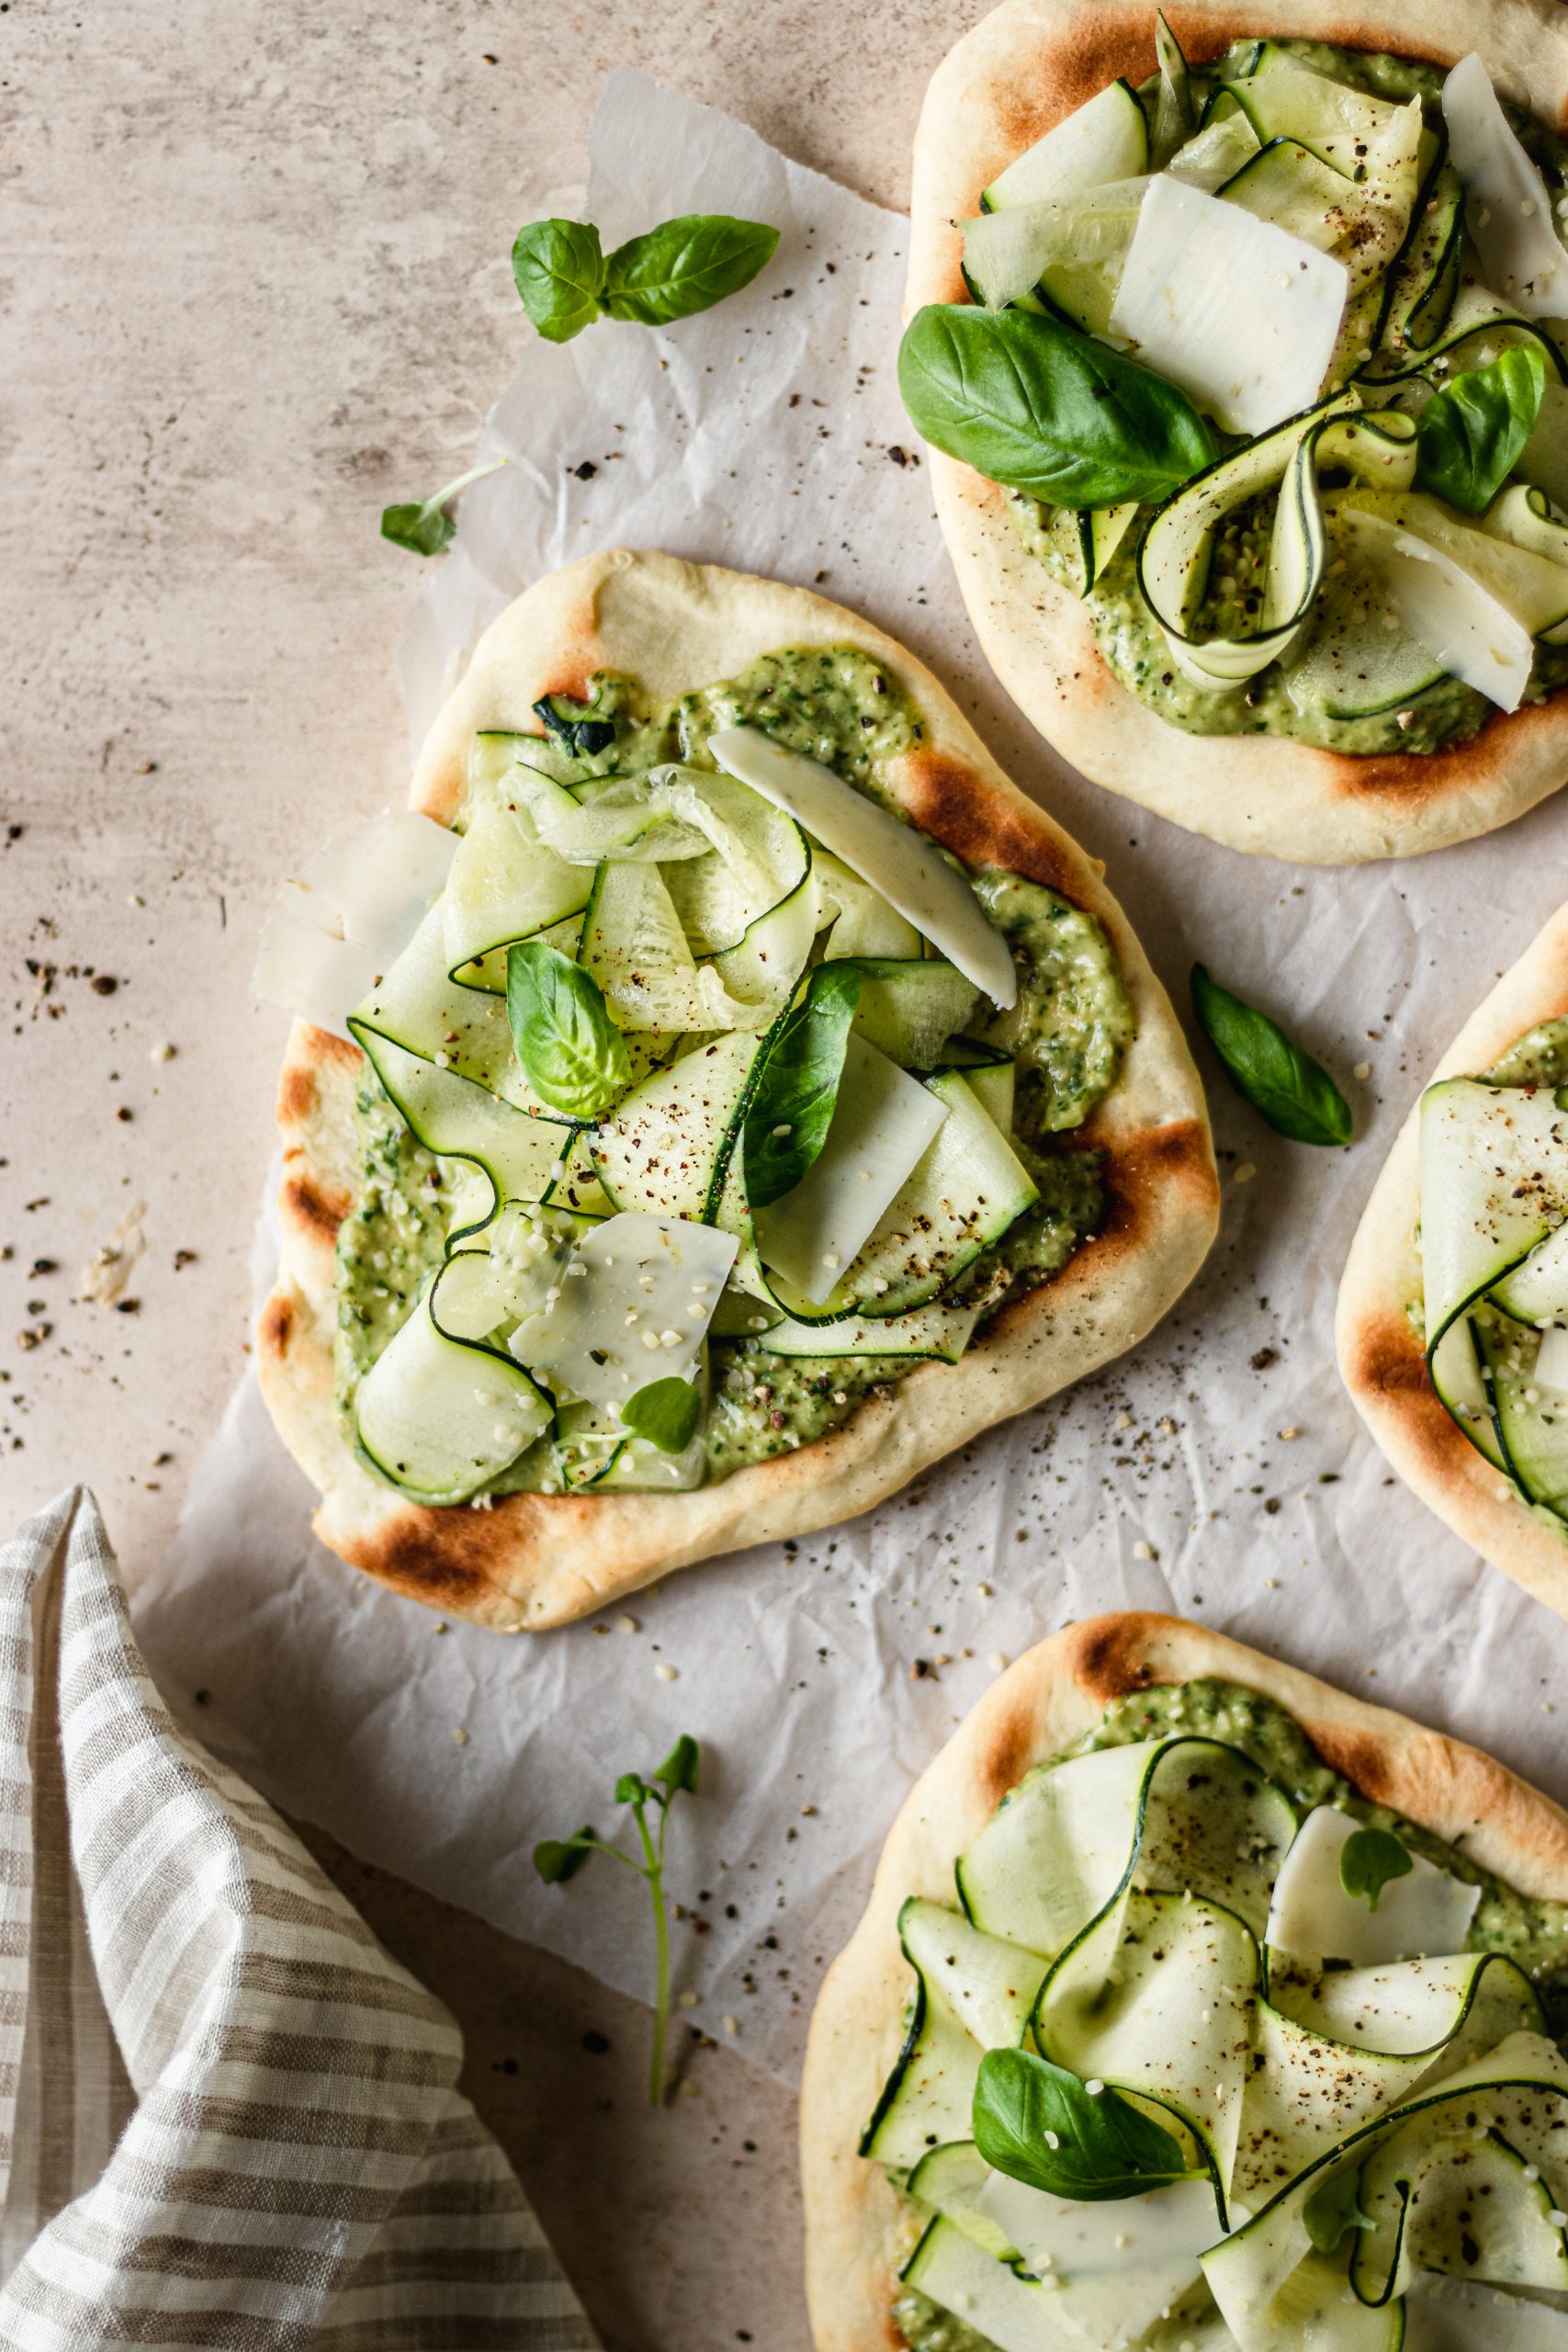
[906, 0, 1568, 862]
[255, 551, 1217, 1629]
[1338, 900, 1568, 1622]
[802, 1610, 1568, 2352]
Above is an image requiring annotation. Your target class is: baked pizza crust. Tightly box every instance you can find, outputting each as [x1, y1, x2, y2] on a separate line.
[257, 549, 1219, 1630]
[799, 1609, 1568, 2352]
[907, 0, 1568, 864]
[1337, 899, 1568, 1621]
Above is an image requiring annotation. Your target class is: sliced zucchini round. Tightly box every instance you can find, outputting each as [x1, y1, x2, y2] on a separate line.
[354, 1255, 553, 1506]
[981, 77, 1148, 212]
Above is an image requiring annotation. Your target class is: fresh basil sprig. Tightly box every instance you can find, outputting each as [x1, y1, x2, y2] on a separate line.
[506, 941, 630, 1118]
[512, 212, 779, 343]
[1415, 343, 1547, 516]
[1190, 966, 1352, 1148]
[743, 963, 863, 1208]
[1339, 1826, 1414, 1912]
[380, 458, 509, 558]
[897, 304, 1216, 510]
[1302, 2165, 1373, 2254]
[621, 1376, 703, 1454]
[535, 1736, 702, 2106]
[973, 2048, 1194, 2201]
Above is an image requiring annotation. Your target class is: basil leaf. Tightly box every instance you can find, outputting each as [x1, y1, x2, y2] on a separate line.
[506, 942, 630, 1118]
[1190, 966, 1351, 1148]
[973, 2048, 1192, 2201]
[1303, 2165, 1373, 2254]
[380, 458, 509, 559]
[654, 1734, 701, 1795]
[621, 1377, 702, 1456]
[534, 1826, 595, 1884]
[1416, 343, 1547, 515]
[603, 214, 780, 326]
[743, 963, 863, 1209]
[1339, 1826, 1414, 1912]
[897, 304, 1216, 510]
[512, 218, 607, 343]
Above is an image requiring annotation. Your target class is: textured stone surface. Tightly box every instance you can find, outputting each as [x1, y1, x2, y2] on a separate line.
[0, 1, 958, 2338]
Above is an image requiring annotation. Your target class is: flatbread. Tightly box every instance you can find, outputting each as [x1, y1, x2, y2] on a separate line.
[907, 0, 1568, 865]
[1337, 899, 1568, 1621]
[799, 1608, 1568, 2352]
[258, 549, 1219, 1630]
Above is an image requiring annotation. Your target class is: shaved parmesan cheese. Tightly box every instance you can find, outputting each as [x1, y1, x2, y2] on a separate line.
[1265, 1806, 1481, 1967]
[754, 1035, 948, 1305]
[707, 728, 1016, 1009]
[512, 1212, 738, 1411]
[252, 909, 384, 1042]
[255, 809, 458, 1035]
[1342, 508, 1535, 712]
[1110, 175, 1348, 436]
[1444, 53, 1568, 319]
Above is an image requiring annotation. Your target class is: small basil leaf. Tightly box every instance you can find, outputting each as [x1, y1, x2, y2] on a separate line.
[615, 1772, 650, 1806]
[974, 2049, 1193, 2201]
[1339, 1826, 1414, 1913]
[654, 1734, 702, 1795]
[534, 1826, 595, 1884]
[380, 500, 457, 557]
[621, 1377, 703, 1456]
[1190, 966, 1352, 1148]
[512, 218, 607, 343]
[533, 694, 617, 758]
[1415, 342, 1547, 515]
[897, 303, 1216, 510]
[379, 458, 510, 560]
[1303, 2165, 1373, 2254]
[743, 963, 863, 1209]
[603, 214, 780, 327]
[506, 942, 630, 1118]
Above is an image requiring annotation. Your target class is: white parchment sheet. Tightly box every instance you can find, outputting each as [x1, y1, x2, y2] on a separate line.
[136, 70, 1568, 2086]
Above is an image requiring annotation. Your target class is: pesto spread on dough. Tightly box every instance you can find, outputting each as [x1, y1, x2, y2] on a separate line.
[874, 1677, 1568, 2352]
[333, 646, 1133, 1506]
[920, 28, 1568, 760]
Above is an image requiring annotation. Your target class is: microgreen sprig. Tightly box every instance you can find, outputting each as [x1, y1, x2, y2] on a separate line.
[535, 1734, 702, 2105]
[380, 457, 510, 558]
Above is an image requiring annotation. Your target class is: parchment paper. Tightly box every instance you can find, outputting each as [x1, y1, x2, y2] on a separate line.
[135, 68, 1568, 2087]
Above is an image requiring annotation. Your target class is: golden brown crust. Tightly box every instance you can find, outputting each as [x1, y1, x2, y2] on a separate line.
[1337, 900, 1568, 1621]
[908, 0, 1568, 864]
[799, 1611, 1568, 2351]
[257, 550, 1218, 1630]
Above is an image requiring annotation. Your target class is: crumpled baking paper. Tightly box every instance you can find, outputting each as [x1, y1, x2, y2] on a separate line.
[134, 68, 1568, 2088]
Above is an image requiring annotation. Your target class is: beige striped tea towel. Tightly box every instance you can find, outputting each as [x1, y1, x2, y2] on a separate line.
[0, 1487, 599, 2350]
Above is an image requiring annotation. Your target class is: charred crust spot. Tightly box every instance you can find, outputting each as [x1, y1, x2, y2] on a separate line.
[1325, 690, 1568, 807]
[345, 1491, 567, 1616]
[1096, 1119, 1221, 1246]
[1309, 1724, 1400, 1806]
[258, 1293, 293, 1359]
[976, 1703, 1041, 1804]
[299, 1027, 363, 1071]
[895, 747, 1083, 898]
[281, 1174, 353, 1246]
[1344, 1305, 1429, 1403]
[1074, 1614, 1165, 1705]
[276, 1062, 318, 1128]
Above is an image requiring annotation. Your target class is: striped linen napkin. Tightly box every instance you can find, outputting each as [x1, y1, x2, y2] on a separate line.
[0, 1487, 599, 2350]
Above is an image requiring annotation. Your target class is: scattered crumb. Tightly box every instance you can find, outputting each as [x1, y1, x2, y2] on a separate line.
[987, 1651, 1008, 1672]
[655, 1662, 677, 1682]
[1234, 1163, 1257, 1185]
[78, 1202, 147, 1305]
[616, 1613, 639, 1634]
[451, 1727, 469, 1747]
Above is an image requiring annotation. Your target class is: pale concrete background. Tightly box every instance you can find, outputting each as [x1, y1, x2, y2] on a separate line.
[0, 1, 972, 2341]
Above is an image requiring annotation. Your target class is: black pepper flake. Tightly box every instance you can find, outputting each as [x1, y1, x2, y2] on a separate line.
[886, 446, 908, 467]
[1250, 1347, 1278, 1371]
[571, 461, 597, 481]
[581, 2030, 611, 2055]
[90, 975, 118, 996]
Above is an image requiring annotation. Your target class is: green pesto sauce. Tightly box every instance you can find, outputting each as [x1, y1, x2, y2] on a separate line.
[888, 1672, 1568, 2352]
[335, 650, 1129, 1493]
[1486, 1014, 1568, 1089]
[973, 872, 1133, 1134]
[335, 1075, 453, 1394]
[1006, 37, 1568, 762]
